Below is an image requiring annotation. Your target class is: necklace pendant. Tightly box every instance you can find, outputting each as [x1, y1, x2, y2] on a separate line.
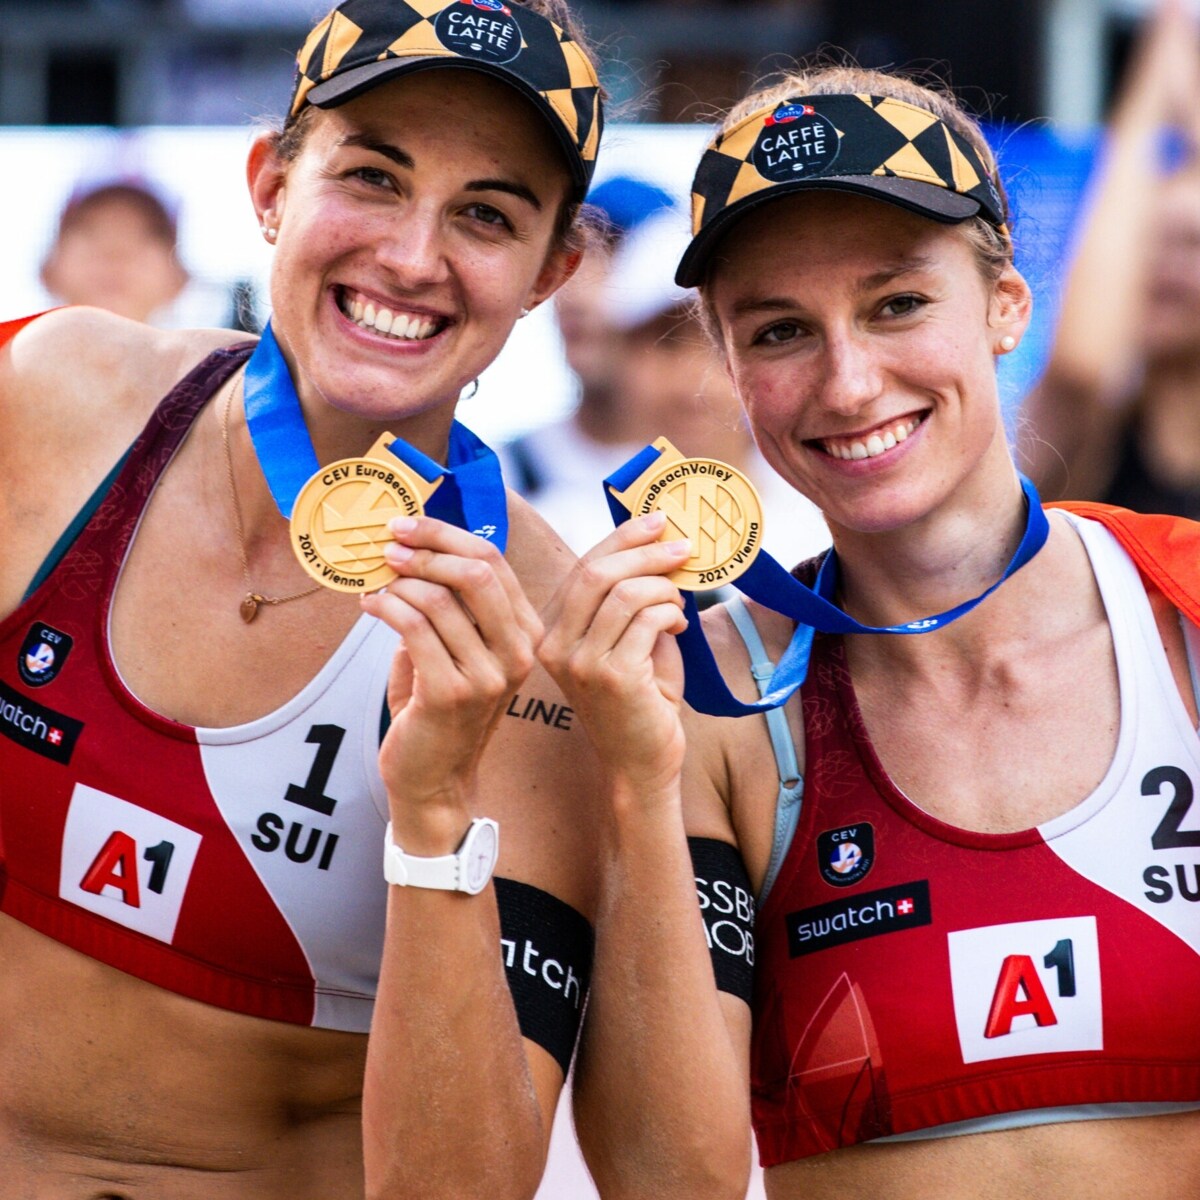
[240, 594, 262, 623]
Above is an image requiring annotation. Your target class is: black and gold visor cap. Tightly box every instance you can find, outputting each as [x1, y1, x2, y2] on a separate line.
[676, 93, 1007, 287]
[291, 0, 603, 200]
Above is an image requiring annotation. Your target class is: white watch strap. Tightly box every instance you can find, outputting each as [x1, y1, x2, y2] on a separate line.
[382, 819, 499, 893]
[383, 821, 459, 889]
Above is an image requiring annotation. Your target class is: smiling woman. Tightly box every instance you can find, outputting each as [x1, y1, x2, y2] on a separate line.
[539, 62, 1200, 1200]
[0, 2, 607, 1198]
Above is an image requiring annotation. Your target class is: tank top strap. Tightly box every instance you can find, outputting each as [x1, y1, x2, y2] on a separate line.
[722, 594, 805, 906]
[35, 342, 254, 611]
[1060, 510, 1189, 723]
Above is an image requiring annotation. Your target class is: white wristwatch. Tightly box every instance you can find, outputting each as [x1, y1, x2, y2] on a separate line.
[383, 819, 500, 895]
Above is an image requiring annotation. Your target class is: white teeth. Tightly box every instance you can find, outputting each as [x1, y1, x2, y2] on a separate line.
[342, 290, 442, 341]
[823, 416, 922, 460]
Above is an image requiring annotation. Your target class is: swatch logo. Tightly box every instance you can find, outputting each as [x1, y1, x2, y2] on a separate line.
[787, 880, 931, 957]
[0, 679, 83, 765]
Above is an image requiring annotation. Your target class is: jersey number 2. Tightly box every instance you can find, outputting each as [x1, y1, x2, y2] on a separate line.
[1145, 766, 1200, 851]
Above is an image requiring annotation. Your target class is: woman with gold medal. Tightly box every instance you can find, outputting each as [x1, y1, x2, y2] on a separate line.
[541, 62, 1200, 1200]
[0, 1, 606, 1195]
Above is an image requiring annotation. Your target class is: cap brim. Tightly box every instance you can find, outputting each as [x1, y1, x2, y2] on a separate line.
[675, 175, 982, 288]
[306, 56, 589, 199]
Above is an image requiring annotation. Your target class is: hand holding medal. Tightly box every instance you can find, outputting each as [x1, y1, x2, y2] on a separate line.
[605, 439, 1051, 717]
[605, 436, 765, 592]
[241, 325, 509, 601]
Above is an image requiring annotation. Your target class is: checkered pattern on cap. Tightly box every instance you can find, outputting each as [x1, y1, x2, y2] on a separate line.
[676, 93, 1007, 287]
[290, 0, 602, 197]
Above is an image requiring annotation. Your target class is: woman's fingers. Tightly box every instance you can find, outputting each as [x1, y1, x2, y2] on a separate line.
[384, 516, 539, 639]
[360, 516, 542, 719]
[570, 601, 687, 695]
[369, 515, 541, 645]
[569, 575, 687, 666]
[382, 541, 543, 650]
[543, 516, 691, 647]
[368, 583, 498, 680]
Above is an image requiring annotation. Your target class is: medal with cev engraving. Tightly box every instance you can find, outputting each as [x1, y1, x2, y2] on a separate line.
[607, 436, 764, 591]
[289, 434, 445, 594]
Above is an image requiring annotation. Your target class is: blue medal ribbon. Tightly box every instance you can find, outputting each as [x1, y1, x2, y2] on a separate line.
[243, 323, 508, 551]
[605, 444, 1049, 717]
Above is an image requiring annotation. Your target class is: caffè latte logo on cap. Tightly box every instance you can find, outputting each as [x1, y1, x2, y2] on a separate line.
[752, 103, 841, 183]
[434, 0, 522, 66]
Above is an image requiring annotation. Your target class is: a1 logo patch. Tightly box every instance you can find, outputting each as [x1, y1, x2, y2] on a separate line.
[59, 783, 202, 943]
[947, 916, 1102, 1064]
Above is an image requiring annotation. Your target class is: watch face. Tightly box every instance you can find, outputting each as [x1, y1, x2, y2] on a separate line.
[464, 821, 499, 893]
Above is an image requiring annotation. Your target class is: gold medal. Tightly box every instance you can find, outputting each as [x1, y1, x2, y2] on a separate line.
[608, 436, 764, 591]
[289, 434, 444, 594]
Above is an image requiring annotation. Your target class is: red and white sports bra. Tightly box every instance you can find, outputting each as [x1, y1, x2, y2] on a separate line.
[0, 343, 399, 1032]
[743, 513, 1200, 1164]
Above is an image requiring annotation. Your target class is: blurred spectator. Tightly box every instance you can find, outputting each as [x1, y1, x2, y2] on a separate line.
[1019, 0, 1200, 515]
[504, 180, 829, 569]
[502, 174, 673, 508]
[40, 177, 188, 325]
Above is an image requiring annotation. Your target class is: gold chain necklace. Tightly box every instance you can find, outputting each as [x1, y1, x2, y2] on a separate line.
[220, 381, 322, 623]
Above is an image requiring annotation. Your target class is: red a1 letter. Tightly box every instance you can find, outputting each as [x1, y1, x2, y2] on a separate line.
[984, 954, 1057, 1038]
[80, 830, 141, 908]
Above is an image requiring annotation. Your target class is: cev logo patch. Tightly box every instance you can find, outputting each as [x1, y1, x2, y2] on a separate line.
[947, 916, 1102, 1063]
[59, 783, 202, 943]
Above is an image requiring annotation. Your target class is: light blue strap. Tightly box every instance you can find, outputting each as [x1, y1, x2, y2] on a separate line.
[723, 595, 804, 907]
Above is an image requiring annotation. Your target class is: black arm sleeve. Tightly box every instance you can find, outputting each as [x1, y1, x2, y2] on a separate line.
[495, 877, 594, 1075]
[688, 837, 755, 1005]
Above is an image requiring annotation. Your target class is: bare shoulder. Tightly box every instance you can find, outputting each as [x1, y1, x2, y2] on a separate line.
[1, 308, 250, 452]
[0, 310, 253, 615]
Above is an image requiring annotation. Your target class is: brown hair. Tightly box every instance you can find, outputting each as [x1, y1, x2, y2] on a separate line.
[57, 183, 178, 248]
[705, 63, 1013, 290]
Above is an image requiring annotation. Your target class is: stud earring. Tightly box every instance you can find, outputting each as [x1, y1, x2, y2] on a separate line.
[999, 335, 1016, 352]
[262, 225, 278, 242]
[519, 307, 531, 319]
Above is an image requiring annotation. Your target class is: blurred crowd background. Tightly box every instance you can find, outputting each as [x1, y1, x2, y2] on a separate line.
[0, 0, 1149, 128]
